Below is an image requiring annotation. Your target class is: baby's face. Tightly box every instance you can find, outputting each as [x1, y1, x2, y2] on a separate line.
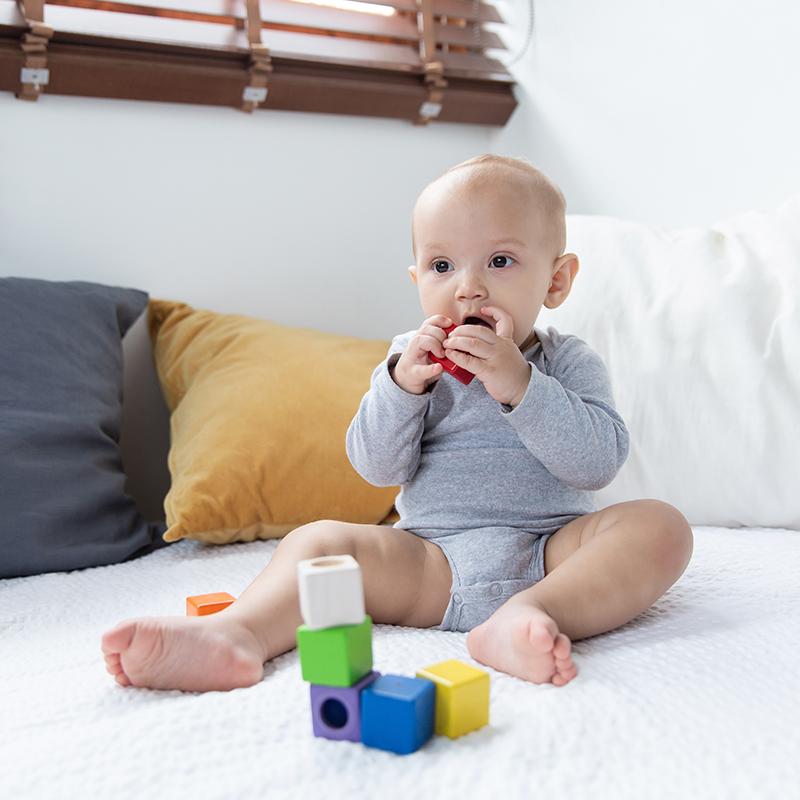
[409, 172, 566, 347]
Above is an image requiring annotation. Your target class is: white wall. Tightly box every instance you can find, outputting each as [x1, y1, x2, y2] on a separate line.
[0, 96, 491, 340]
[2, 0, 799, 340]
[494, 0, 800, 226]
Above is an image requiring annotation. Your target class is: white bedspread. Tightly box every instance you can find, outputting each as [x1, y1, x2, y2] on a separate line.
[2, 526, 799, 799]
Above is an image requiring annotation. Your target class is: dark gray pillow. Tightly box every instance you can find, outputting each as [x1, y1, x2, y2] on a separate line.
[0, 277, 168, 578]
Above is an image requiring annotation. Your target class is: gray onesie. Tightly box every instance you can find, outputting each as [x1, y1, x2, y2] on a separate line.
[345, 325, 630, 632]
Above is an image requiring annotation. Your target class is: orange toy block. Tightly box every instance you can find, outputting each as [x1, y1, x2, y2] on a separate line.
[186, 592, 235, 616]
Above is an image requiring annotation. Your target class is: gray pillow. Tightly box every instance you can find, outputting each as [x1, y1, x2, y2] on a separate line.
[0, 277, 168, 578]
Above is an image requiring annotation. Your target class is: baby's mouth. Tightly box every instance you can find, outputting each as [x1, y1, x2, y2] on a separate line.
[462, 315, 494, 330]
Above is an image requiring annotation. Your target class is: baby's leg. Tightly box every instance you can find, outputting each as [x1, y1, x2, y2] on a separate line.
[101, 521, 452, 692]
[467, 499, 693, 686]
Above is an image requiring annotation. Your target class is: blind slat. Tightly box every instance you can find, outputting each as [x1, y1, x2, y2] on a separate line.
[360, 0, 502, 23]
[45, 0, 506, 50]
[2, 4, 510, 78]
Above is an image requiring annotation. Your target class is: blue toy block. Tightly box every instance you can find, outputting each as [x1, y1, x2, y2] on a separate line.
[360, 674, 436, 755]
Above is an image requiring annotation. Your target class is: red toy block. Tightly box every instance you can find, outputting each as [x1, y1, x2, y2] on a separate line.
[427, 325, 475, 385]
[186, 592, 235, 616]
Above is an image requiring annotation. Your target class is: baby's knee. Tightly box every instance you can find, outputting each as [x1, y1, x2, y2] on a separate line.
[641, 500, 693, 573]
[281, 519, 358, 559]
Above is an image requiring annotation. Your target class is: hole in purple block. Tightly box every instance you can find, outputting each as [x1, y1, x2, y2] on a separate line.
[321, 698, 348, 729]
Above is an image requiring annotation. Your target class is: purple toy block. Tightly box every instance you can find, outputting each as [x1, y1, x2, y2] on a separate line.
[310, 670, 381, 742]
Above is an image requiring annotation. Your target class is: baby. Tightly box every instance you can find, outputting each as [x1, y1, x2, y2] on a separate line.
[102, 154, 693, 691]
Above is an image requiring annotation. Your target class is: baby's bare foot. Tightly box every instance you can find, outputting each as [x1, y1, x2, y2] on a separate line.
[101, 615, 266, 692]
[466, 602, 577, 686]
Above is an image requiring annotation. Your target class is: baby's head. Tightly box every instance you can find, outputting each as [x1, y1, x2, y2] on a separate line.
[409, 154, 579, 347]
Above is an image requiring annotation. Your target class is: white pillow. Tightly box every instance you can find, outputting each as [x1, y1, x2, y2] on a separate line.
[538, 195, 800, 530]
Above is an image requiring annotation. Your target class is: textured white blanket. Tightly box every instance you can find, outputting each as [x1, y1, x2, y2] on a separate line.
[2, 527, 799, 799]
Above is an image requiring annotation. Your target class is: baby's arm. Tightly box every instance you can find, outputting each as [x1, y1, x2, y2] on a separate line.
[501, 332, 629, 490]
[345, 332, 431, 487]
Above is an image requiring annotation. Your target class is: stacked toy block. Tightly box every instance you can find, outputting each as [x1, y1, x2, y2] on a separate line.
[296, 554, 490, 755]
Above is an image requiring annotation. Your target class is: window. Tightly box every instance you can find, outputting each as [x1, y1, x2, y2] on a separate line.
[0, 0, 516, 124]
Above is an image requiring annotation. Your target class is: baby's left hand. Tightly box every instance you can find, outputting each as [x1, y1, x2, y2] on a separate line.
[443, 306, 532, 407]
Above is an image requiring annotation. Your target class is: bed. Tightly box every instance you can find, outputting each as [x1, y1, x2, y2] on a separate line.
[3, 524, 799, 798]
[3, 197, 799, 799]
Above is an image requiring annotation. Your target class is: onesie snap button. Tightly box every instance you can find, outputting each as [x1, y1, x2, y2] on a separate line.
[453, 593, 463, 605]
[490, 583, 502, 597]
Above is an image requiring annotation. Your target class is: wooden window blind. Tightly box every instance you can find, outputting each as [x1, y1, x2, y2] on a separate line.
[0, 0, 517, 124]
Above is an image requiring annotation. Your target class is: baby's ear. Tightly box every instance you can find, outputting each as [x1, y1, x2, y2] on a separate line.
[408, 264, 418, 284]
[544, 253, 579, 309]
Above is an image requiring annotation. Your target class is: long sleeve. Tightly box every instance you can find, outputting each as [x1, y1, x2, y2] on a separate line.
[499, 331, 629, 490]
[345, 332, 433, 487]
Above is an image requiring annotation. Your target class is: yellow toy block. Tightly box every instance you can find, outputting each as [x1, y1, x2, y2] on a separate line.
[415, 659, 489, 739]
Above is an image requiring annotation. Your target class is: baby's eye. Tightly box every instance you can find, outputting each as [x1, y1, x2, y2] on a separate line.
[432, 259, 453, 274]
[491, 255, 515, 268]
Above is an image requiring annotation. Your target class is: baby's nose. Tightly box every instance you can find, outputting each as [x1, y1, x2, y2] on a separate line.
[456, 276, 488, 298]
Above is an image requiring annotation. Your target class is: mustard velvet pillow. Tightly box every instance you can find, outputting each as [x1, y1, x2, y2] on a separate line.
[148, 299, 400, 544]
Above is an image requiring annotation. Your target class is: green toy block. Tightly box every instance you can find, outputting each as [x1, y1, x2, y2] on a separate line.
[296, 615, 373, 686]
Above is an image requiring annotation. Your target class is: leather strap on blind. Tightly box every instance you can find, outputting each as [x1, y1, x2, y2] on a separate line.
[15, 0, 52, 101]
[414, 0, 446, 125]
[242, 0, 272, 113]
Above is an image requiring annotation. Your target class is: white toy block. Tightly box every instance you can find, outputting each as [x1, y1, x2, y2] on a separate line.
[297, 554, 366, 630]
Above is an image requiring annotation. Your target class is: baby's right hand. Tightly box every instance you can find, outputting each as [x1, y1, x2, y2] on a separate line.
[391, 315, 453, 394]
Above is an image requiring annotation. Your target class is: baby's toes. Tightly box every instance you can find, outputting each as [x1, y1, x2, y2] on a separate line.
[104, 650, 132, 685]
[553, 655, 578, 686]
[114, 670, 132, 687]
[552, 632, 572, 660]
[557, 657, 577, 675]
[101, 619, 137, 657]
[104, 652, 123, 676]
[525, 617, 559, 652]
